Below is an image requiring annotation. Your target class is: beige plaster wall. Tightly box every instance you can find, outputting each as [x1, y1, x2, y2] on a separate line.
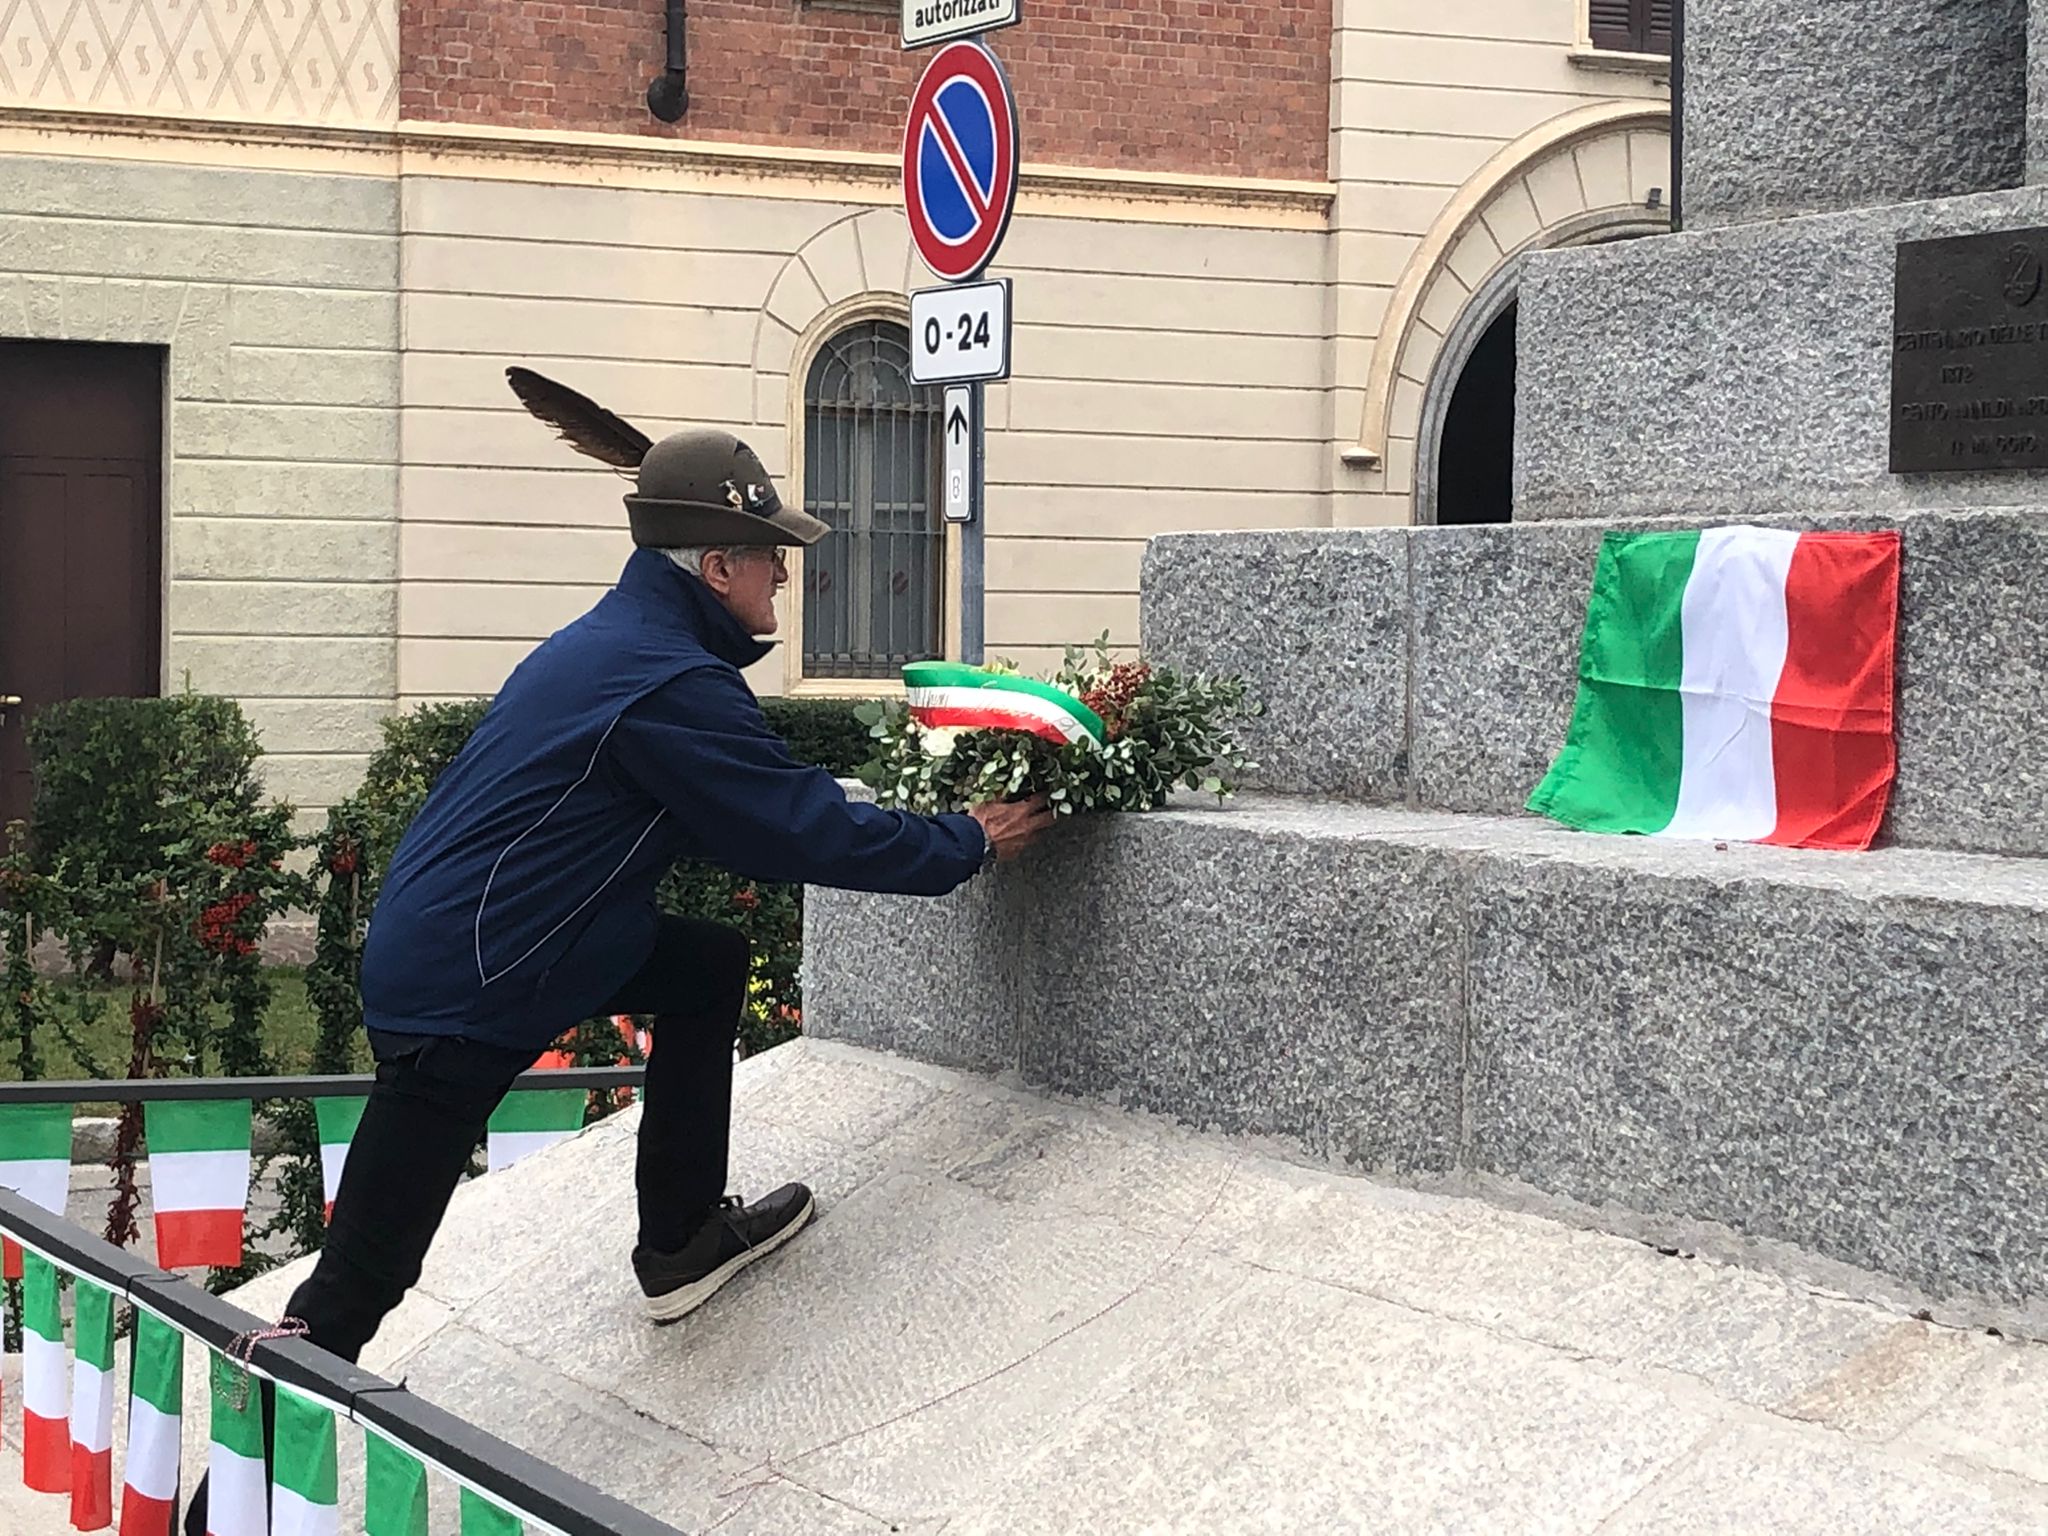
[0, 143, 399, 819]
[1328, 0, 1672, 527]
[394, 170, 1331, 699]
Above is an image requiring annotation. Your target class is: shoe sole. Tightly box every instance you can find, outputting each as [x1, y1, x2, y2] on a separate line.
[643, 1193, 816, 1326]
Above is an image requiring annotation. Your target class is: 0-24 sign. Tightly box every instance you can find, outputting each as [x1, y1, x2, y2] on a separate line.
[910, 279, 1012, 385]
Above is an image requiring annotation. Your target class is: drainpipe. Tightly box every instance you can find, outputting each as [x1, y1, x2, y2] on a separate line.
[646, 0, 688, 121]
[1669, 0, 1684, 231]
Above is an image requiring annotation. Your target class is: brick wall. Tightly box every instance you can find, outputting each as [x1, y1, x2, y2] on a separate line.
[400, 0, 1330, 180]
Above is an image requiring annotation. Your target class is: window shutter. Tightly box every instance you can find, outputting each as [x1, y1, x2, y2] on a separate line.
[1589, 0, 1672, 55]
[1646, 0, 1673, 53]
[1588, 0, 1638, 50]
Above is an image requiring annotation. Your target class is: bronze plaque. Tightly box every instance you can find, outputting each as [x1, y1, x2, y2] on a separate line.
[1892, 228, 2048, 472]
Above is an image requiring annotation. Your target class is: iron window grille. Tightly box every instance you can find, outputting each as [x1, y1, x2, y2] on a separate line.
[801, 320, 946, 681]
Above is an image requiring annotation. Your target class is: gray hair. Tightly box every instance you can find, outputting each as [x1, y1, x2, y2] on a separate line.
[664, 546, 726, 580]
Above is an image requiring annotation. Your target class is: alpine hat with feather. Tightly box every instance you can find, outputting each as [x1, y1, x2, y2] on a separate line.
[505, 365, 829, 548]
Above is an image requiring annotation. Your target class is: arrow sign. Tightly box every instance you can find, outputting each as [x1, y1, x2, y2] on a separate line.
[943, 385, 974, 525]
[902, 41, 1020, 283]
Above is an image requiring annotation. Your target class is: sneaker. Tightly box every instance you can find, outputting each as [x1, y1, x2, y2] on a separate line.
[633, 1183, 815, 1325]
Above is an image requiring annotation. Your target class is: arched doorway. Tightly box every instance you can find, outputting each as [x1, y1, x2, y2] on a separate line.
[1344, 104, 1674, 527]
[1433, 301, 1517, 526]
[1413, 214, 1668, 526]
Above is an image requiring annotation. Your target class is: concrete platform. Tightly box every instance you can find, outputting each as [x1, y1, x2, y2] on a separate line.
[7, 1040, 2040, 1535]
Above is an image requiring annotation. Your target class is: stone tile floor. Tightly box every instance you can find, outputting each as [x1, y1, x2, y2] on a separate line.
[5, 1038, 2047, 1534]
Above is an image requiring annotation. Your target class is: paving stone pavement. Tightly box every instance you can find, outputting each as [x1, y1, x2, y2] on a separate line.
[5, 1037, 2048, 1534]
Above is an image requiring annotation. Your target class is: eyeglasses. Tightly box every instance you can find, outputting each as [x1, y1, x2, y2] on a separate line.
[722, 547, 788, 575]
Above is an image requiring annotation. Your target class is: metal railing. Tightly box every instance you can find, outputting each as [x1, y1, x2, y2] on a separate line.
[0, 1185, 682, 1536]
[0, 1066, 646, 1105]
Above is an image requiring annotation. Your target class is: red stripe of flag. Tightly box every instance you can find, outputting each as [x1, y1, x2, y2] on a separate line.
[4, 1236, 22, 1280]
[25, 1408, 70, 1492]
[1765, 531, 1901, 851]
[911, 706, 1069, 743]
[153, 1208, 244, 1270]
[72, 1445, 113, 1530]
[118, 1488, 177, 1536]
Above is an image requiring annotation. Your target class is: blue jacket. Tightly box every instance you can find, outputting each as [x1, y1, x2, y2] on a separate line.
[359, 548, 987, 1049]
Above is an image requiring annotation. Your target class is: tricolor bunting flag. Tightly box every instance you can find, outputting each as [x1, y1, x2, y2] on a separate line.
[0, 1102, 74, 1279]
[271, 1389, 339, 1536]
[22, 1250, 71, 1492]
[485, 1088, 585, 1174]
[364, 1431, 429, 1536]
[206, 1352, 267, 1536]
[69, 1277, 117, 1529]
[1528, 527, 1901, 851]
[458, 1488, 523, 1536]
[312, 1098, 368, 1223]
[118, 1311, 184, 1536]
[903, 661, 1106, 747]
[143, 1101, 253, 1269]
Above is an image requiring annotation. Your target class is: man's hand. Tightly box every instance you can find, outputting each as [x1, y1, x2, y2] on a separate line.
[968, 793, 1057, 862]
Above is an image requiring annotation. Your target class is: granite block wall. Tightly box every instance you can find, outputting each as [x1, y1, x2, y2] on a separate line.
[1514, 185, 2048, 525]
[1682, 0, 2027, 228]
[807, 803, 2048, 1320]
[1143, 509, 2048, 858]
[811, 801, 1470, 1175]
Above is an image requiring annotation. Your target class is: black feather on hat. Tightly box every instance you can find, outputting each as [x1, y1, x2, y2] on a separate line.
[504, 365, 828, 548]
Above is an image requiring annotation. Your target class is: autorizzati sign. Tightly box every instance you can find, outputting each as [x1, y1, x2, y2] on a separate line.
[902, 0, 1021, 50]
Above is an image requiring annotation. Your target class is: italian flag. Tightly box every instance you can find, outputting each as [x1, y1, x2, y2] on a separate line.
[312, 1099, 367, 1223]
[1529, 527, 1901, 850]
[118, 1311, 183, 1536]
[206, 1352, 267, 1536]
[459, 1488, 523, 1536]
[363, 1431, 429, 1536]
[143, 1101, 252, 1269]
[903, 662, 1106, 747]
[0, 1102, 73, 1280]
[70, 1276, 117, 1529]
[271, 1389, 338, 1536]
[21, 1249, 70, 1493]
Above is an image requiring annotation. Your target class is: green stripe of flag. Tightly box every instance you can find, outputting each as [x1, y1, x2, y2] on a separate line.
[1527, 529, 1700, 835]
[74, 1277, 115, 1373]
[131, 1310, 184, 1416]
[0, 1102, 72, 1161]
[24, 1249, 62, 1341]
[486, 1090, 585, 1136]
[208, 1350, 266, 1460]
[274, 1388, 339, 1506]
[459, 1488, 523, 1536]
[365, 1430, 430, 1536]
[314, 1097, 369, 1145]
[144, 1100, 253, 1155]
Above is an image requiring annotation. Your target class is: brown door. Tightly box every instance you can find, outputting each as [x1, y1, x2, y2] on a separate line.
[0, 341, 165, 830]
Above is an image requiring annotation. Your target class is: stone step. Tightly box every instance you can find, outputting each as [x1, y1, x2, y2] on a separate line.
[805, 797, 2048, 1331]
[1140, 509, 2048, 857]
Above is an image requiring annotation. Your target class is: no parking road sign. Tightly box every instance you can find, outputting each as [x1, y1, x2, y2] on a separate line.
[902, 40, 1020, 284]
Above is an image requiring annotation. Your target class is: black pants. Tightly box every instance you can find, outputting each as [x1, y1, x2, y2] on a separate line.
[284, 915, 750, 1364]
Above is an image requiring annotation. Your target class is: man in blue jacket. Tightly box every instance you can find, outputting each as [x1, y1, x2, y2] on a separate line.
[284, 426, 1052, 1366]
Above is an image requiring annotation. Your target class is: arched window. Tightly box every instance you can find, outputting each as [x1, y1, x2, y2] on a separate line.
[801, 320, 944, 680]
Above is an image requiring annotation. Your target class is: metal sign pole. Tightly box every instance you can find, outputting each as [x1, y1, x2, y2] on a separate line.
[962, 381, 986, 665]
